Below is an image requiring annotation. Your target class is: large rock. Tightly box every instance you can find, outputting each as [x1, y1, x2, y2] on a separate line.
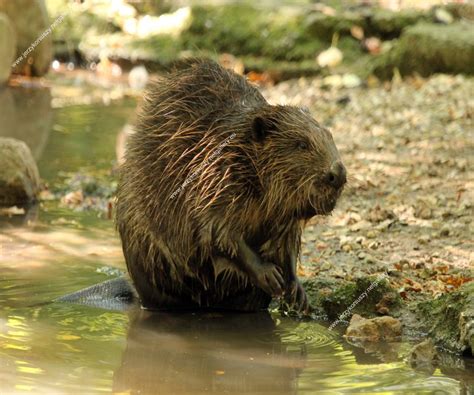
[0, 13, 15, 84]
[0, 137, 40, 207]
[0, 0, 53, 76]
[372, 22, 474, 79]
[417, 282, 474, 356]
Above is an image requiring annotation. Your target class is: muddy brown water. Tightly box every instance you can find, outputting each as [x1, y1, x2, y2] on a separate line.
[0, 88, 472, 394]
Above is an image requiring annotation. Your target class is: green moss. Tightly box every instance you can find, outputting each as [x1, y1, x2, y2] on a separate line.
[181, 5, 324, 62]
[416, 282, 474, 354]
[50, 3, 120, 45]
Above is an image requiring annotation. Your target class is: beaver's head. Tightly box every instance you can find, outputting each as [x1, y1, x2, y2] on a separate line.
[251, 105, 346, 219]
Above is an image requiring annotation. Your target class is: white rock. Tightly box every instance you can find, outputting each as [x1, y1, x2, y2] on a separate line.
[317, 47, 343, 68]
[342, 74, 362, 88]
[435, 8, 454, 24]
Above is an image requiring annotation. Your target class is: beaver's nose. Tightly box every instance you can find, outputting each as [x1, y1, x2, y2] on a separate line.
[326, 161, 346, 189]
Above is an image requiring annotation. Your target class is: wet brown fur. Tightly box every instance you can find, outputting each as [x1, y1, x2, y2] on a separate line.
[116, 59, 343, 310]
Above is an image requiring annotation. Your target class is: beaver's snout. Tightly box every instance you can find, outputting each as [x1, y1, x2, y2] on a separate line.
[325, 161, 346, 190]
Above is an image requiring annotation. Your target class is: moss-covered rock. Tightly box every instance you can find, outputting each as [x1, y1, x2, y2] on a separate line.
[372, 22, 474, 79]
[0, 137, 40, 207]
[416, 282, 474, 356]
[181, 5, 323, 62]
[302, 276, 400, 321]
[368, 9, 430, 38]
[305, 11, 366, 42]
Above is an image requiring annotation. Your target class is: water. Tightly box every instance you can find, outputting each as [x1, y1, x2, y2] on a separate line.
[0, 87, 472, 394]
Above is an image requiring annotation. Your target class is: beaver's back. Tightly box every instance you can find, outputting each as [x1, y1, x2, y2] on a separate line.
[140, 59, 265, 130]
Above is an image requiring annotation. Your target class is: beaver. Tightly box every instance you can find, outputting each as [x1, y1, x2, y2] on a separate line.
[116, 59, 346, 313]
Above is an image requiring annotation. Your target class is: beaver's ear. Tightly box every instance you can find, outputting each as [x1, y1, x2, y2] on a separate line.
[251, 116, 276, 142]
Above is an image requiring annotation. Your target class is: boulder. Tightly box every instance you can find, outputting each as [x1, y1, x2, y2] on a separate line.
[0, 137, 40, 207]
[0, 0, 53, 76]
[345, 314, 402, 342]
[0, 13, 15, 84]
[417, 282, 474, 356]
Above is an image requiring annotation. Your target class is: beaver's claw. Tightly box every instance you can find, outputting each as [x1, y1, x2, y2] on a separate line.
[286, 280, 310, 314]
[254, 263, 285, 296]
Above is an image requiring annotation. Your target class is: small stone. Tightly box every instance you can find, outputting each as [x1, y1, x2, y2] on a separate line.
[376, 293, 397, 315]
[417, 235, 430, 245]
[416, 206, 433, 219]
[439, 226, 451, 237]
[342, 244, 353, 252]
[368, 241, 379, 250]
[363, 37, 382, 54]
[62, 190, 84, 206]
[435, 8, 454, 24]
[345, 314, 402, 342]
[364, 254, 377, 264]
[317, 46, 343, 68]
[322, 74, 343, 88]
[319, 261, 332, 271]
[366, 230, 377, 239]
[342, 73, 361, 88]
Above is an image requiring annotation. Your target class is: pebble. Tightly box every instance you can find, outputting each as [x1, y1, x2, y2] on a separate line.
[439, 226, 451, 237]
[342, 244, 353, 252]
[366, 230, 377, 239]
[417, 235, 430, 244]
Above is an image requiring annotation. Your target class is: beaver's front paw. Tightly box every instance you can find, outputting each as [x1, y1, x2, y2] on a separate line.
[286, 280, 310, 314]
[253, 263, 285, 296]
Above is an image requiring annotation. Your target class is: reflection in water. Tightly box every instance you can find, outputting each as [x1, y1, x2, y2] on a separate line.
[0, 87, 52, 160]
[114, 311, 306, 395]
[38, 98, 136, 182]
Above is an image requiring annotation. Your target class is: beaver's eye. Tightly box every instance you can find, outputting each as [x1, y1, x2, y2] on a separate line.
[298, 141, 309, 150]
